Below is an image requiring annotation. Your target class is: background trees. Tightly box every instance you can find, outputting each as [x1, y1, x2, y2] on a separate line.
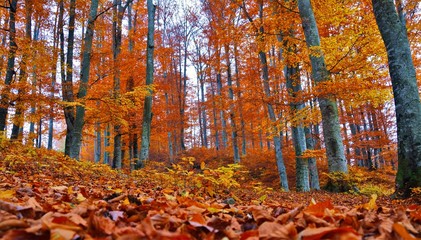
[0, 0, 419, 193]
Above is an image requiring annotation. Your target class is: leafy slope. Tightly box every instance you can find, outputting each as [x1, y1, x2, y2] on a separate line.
[0, 143, 420, 239]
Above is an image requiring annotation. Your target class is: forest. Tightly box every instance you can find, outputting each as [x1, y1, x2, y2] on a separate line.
[0, 0, 421, 239]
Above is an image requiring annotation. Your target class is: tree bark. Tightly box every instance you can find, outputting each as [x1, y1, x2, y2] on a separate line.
[0, 0, 18, 132]
[224, 44, 240, 163]
[11, 0, 33, 141]
[112, 0, 123, 169]
[63, 0, 76, 156]
[69, 0, 99, 159]
[298, 0, 347, 173]
[138, 0, 156, 168]
[372, 0, 421, 197]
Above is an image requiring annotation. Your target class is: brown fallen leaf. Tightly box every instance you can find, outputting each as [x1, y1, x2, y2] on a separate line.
[50, 228, 77, 240]
[258, 221, 297, 240]
[276, 206, 304, 224]
[0, 219, 28, 231]
[303, 212, 333, 227]
[298, 226, 360, 240]
[393, 223, 418, 240]
[250, 206, 274, 225]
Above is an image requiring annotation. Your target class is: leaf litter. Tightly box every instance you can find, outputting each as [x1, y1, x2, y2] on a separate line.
[0, 146, 420, 239]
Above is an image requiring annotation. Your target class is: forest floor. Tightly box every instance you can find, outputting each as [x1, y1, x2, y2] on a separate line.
[0, 141, 420, 239]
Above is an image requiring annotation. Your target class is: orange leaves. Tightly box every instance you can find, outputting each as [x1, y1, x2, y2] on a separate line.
[299, 226, 359, 240]
[304, 200, 334, 218]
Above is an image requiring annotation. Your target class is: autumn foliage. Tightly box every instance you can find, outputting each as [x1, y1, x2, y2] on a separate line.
[1, 0, 421, 239]
[1, 139, 421, 239]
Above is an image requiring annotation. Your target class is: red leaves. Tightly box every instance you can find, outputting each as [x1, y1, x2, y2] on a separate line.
[1, 147, 421, 239]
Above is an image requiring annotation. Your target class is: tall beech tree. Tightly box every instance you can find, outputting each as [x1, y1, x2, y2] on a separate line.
[63, 0, 77, 156]
[0, 0, 17, 132]
[69, 0, 99, 159]
[138, 0, 156, 168]
[297, 0, 347, 173]
[372, 0, 421, 197]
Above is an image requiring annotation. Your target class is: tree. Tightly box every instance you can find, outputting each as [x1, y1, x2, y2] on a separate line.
[0, 0, 18, 133]
[372, 0, 421, 197]
[137, 0, 156, 168]
[69, 0, 99, 159]
[62, 0, 77, 156]
[297, 0, 347, 173]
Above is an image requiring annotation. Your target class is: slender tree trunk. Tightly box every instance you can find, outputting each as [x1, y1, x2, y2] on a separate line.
[112, 0, 123, 169]
[373, 0, 421, 197]
[298, 0, 347, 173]
[216, 72, 228, 149]
[224, 44, 240, 163]
[137, 0, 156, 168]
[285, 65, 310, 191]
[104, 124, 110, 164]
[259, 49, 289, 191]
[210, 81, 220, 150]
[69, 0, 99, 159]
[29, 23, 40, 144]
[0, 0, 18, 133]
[165, 92, 174, 162]
[11, 0, 33, 141]
[305, 126, 320, 190]
[233, 44, 247, 155]
[94, 121, 101, 163]
[63, 0, 76, 156]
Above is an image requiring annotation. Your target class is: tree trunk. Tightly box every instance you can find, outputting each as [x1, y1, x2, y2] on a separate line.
[285, 65, 310, 192]
[298, 0, 347, 173]
[29, 23, 40, 144]
[138, 0, 156, 168]
[104, 124, 110, 164]
[63, 0, 76, 156]
[0, 0, 18, 132]
[224, 44, 240, 163]
[210, 81, 220, 150]
[11, 0, 33, 141]
[305, 126, 320, 190]
[216, 72, 228, 149]
[69, 0, 99, 159]
[234, 44, 247, 156]
[94, 121, 101, 163]
[48, 3, 59, 149]
[372, 0, 421, 197]
[112, 0, 123, 169]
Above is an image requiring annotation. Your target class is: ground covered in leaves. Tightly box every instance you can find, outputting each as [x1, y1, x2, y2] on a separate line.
[0, 142, 420, 239]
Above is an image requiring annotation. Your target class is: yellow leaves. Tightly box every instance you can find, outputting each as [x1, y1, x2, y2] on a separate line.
[308, 46, 324, 58]
[76, 193, 86, 203]
[0, 190, 15, 200]
[361, 194, 378, 210]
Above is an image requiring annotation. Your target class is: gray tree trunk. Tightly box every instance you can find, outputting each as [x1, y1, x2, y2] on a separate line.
[285, 65, 310, 191]
[94, 121, 101, 163]
[112, 0, 123, 169]
[372, 0, 421, 197]
[0, 0, 18, 132]
[63, 0, 76, 156]
[11, 0, 32, 141]
[29, 23, 40, 144]
[48, 3, 59, 149]
[259, 50, 289, 191]
[305, 126, 320, 190]
[210, 81, 220, 150]
[224, 44, 240, 163]
[234, 44, 247, 156]
[216, 72, 228, 149]
[69, 0, 99, 159]
[104, 124, 110, 164]
[298, 0, 347, 173]
[137, 0, 156, 168]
